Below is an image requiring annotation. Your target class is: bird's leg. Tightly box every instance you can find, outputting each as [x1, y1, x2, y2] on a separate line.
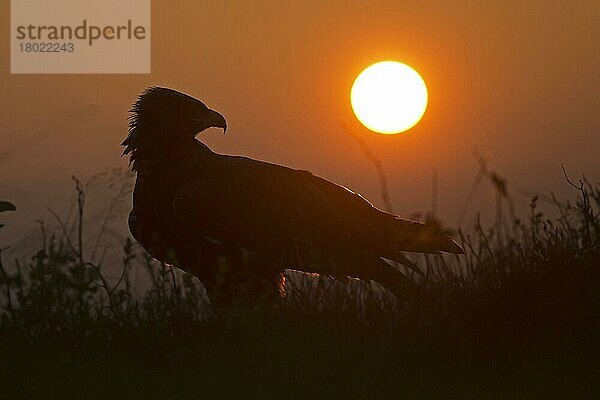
[184, 245, 248, 313]
[199, 255, 237, 312]
[202, 249, 285, 313]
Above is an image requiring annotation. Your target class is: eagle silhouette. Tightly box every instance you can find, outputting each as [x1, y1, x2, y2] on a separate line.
[123, 87, 463, 309]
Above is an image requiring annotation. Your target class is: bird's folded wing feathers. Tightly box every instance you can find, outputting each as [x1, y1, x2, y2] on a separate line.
[171, 158, 346, 246]
[172, 155, 462, 255]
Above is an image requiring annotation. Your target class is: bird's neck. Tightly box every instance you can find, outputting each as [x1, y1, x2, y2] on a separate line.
[127, 129, 213, 173]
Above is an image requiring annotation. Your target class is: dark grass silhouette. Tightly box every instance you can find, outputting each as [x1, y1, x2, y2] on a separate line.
[0, 172, 598, 398]
[123, 87, 462, 311]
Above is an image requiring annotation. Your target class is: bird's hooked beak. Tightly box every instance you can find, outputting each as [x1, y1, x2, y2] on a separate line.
[191, 108, 227, 134]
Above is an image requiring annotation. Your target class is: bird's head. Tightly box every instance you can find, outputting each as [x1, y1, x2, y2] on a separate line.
[123, 87, 227, 169]
[129, 86, 227, 137]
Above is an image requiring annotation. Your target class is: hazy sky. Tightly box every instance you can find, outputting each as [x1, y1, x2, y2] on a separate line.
[1, 0, 599, 243]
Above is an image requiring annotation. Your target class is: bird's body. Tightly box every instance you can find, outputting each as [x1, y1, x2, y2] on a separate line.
[124, 87, 462, 309]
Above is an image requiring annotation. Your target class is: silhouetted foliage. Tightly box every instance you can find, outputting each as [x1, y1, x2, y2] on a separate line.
[0, 175, 598, 398]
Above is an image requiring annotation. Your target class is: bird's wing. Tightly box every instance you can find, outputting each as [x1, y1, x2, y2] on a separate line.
[171, 155, 347, 254]
[172, 154, 462, 260]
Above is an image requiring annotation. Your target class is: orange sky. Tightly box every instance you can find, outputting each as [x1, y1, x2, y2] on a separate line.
[1, 0, 599, 241]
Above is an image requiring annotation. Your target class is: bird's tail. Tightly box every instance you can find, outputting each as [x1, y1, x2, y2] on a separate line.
[381, 217, 463, 262]
[346, 217, 463, 300]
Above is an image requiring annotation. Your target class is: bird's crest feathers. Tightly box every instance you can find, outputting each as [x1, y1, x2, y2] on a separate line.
[122, 87, 224, 171]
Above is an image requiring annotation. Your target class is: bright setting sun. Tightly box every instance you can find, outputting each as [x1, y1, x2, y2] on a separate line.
[350, 61, 428, 134]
